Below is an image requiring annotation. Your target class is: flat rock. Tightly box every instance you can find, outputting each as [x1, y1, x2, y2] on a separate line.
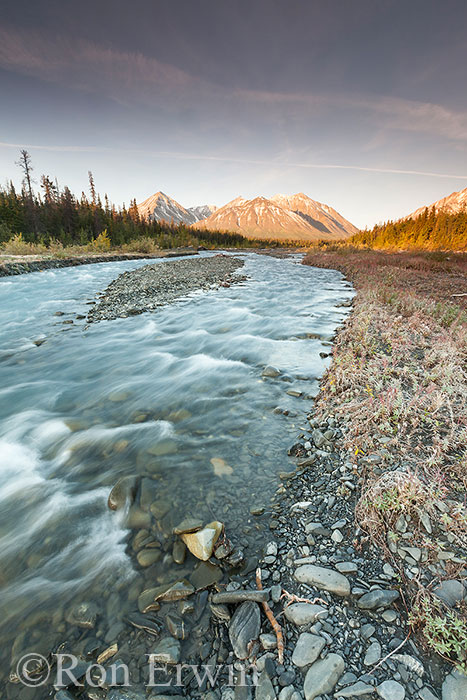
[303, 653, 345, 700]
[173, 517, 203, 535]
[292, 632, 326, 667]
[433, 580, 467, 608]
[377, 680, 406, 700]
[256, 671, 277, 700]
[228, 601, 261, 659]
[364, 641, 382, 666]
[334, 681, 375, 697]
[295, 564, 350, 596]
[442, 670, 467, 700]
[357, 589, 399, 610]
[262, 366, 280, 377]
[108, 475, 138, 510]
[283, 603, 327, 626]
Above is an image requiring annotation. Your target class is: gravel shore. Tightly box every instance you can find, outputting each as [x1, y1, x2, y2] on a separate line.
[87, 255, 246, 322]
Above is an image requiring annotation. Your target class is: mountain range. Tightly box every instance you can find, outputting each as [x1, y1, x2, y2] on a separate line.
[138, 191, 358, 241]
[407, 186, 467, 219]
[137, 191, 216, 226]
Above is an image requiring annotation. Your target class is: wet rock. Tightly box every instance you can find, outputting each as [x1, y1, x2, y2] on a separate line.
[173, 539, 187, 564]
[210, 603, 231, 622]
[303, 653, 345, 700]
[295, 564, 350, 596]
[190, 561, 223, 590]
[173, 517, 204, 535]
[126, 612, 160, 635]
[442, 670, 467, 700]
[228, 601, 261, 659]
[376, 680, 406, 700]
[262, 366, 281, 378]
[136, 548, 161, 567]
[139, 477, 158, 511]
[107, 691, 147, 700]
[181, 521, 223, 560]
[166, 613, 187, 640]
[357, 589, 400, 610]
[150, 637, 181, 664]
[108, 475, 138, 510]
[211, 457, 233, 477]
[292, 632, 326, 668]
[65, 601, 98, 629]
[283, 603, 326, 626]
[138, 580, 194, 611]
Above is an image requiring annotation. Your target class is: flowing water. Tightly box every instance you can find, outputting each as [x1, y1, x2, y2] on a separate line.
[0, 252, 353, 691]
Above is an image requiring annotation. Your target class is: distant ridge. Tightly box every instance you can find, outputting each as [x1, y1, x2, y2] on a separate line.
[137, 191, 215, 225]
[192, 192, 357, 241]
[407, 186, 467, 219]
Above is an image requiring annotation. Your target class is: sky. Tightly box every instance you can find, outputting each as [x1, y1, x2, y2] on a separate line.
[1, 0, 467, 228]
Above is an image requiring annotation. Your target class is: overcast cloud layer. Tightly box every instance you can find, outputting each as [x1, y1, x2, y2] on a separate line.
[1, 0, 467, 227]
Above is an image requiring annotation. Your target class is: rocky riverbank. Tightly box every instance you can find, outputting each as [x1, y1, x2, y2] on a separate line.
[0, 249, 198, 277]
[87, 255, 246, 322]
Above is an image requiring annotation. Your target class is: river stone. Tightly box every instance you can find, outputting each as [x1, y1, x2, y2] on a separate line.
[303, 653, 345, 700]
[173, 539, 186, 564]
[107, 691, 146, 700]
[442, 670, 467, 700]
[335, 681, 375, 697]
[283, 603, 327, 626]
[262, 366, 280, 377]
[311, 429, 327, 448]
[173, 517, 203, 535]
[136, 548, 161, 567]
[357, 589, 400, 610]
[108, 475, 138, 510]
[138, 580, 194, 612]
[65, 601, 98, 629]
[147, 440, 177, 456]
[256, 671, 277, 700]
[364, 641, 382, 666]
[292, 632, 326, 667]
[433, 580, 467, 607]
[377, 680, 406, 700]
[295, 565, 350, 596]
[139, 477, 158, 511]
[228, 601, 261, 659]
[181, 521, 223, 560]
[190, 561, 223, 590]
[150, 637, 181, 664]
[335, 561, 358, 574]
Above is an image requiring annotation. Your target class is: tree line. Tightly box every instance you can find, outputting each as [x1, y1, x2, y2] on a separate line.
[0, 150, 284, 250]
[350, 206, 467, 251]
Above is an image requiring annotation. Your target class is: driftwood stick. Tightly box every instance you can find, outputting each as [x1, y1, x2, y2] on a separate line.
[256, 568, 284, 664]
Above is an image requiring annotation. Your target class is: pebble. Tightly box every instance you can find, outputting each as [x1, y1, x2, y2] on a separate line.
[150, 637, 181, 664]
[335, 680, 376, 697]
[256, 671, 277, 700]
[441, 670, 467, 700]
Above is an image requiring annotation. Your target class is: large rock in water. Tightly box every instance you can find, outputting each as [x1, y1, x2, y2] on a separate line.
[108, 476, 138, 510]
[295, 565, 350, 596]
[228, 601, 261, 659]
[303, 653, 345, 700]
[181, 521, 223, 560]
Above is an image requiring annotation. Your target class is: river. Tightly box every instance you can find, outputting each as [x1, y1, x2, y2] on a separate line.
[0, 252, 353, 694]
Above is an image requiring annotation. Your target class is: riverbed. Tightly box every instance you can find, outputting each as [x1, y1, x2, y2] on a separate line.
[0, 252, 353, 695]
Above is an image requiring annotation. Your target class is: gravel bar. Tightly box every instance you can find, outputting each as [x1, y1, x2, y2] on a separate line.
[87, 254, 246, 322]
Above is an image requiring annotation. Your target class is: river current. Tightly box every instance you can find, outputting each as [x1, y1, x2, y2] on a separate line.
[0, 252, 353, 691]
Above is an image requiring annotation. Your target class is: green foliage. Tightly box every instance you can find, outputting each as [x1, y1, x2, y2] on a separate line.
[409, 592, 467, 673]
[351, 207, 467, 251]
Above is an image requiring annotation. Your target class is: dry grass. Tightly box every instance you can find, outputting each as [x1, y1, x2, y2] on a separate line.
[0, 233, 161, 258]
[303, 249, 467, 671]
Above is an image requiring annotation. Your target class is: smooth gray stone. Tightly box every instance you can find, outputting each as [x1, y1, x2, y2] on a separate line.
[150, 637, 181, 664]
[229, 601, 261, 659]
[283, 603, 327, 626]
[295, 564, 350, 596]
[255, 671, 277, 700]
[303, 653, 345, 700]
[364, 641, 382, 666]
[334, 681, 375, 697]
[212, 590, 269, 604]
[292, 632, 326, 667]
[442, 670, 467, 700]
[433, 580, 467, 607]
[357, 589, 399, 610]
[376, 680, 406, 700]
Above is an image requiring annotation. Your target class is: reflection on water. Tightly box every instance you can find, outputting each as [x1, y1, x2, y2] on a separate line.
[0, 252, 353, 690]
